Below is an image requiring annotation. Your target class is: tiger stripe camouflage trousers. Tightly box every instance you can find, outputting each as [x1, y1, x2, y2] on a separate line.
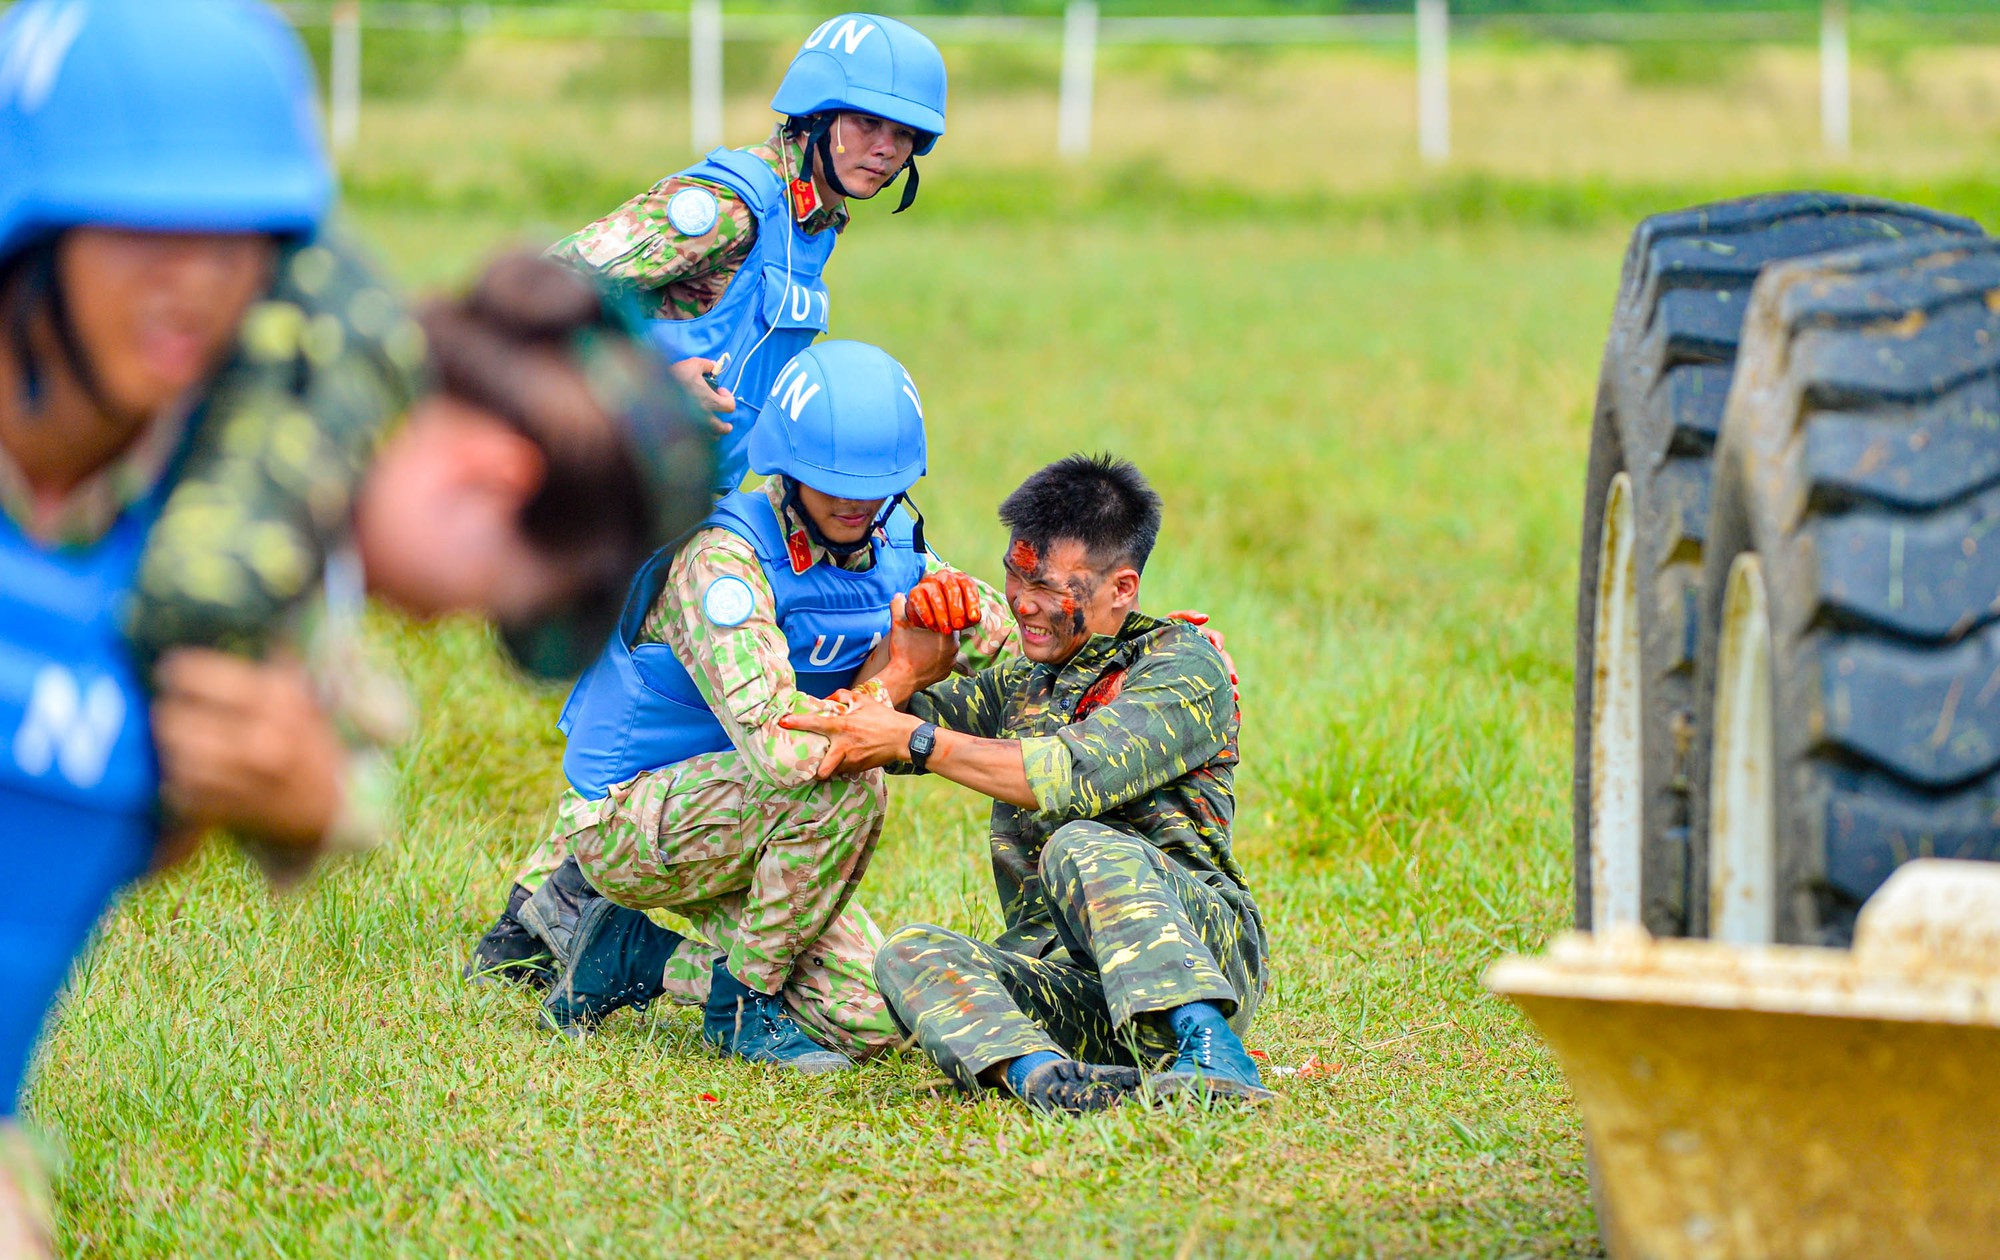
[516, 749, 900, 1056]
[873, 820, 1266, 1089]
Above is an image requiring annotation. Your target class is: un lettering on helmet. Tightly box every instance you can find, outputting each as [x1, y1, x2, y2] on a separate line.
[803, 16, 878, 56]
[769, 13, 948, 155]
[0, 0, 333, 262]
[746, 341, 928, 500]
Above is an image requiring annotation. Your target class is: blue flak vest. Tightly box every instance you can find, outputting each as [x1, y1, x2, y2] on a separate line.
[0, 478, 167, 1115]
[648, 147, 838, 494]
[558, 490, 929, 800]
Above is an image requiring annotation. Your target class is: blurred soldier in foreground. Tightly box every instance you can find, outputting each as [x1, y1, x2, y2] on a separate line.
[0, 2, 709, 1248]
[499, 342, 1010, 1068]
[782, 455, 1271, 1113]
[549, 11, 948, 493]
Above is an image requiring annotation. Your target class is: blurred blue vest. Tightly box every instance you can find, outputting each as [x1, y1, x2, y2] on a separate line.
[648, 148, 837, 494]
[558, 489, 927, 799]
[0, 472, 166, 1113]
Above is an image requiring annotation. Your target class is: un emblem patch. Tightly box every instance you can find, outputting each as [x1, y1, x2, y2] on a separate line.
[666, 187, 721, 237]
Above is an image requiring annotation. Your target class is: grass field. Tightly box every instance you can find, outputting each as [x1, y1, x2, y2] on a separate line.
[26, 27, 1999, 1259]
[41, 215, 1612, 1257]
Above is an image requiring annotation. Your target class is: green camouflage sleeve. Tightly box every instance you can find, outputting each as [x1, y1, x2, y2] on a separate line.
[128, 227, 425, 674]
[905, 659, 1024, 742]
[1023, 626, 1236, 820]
[547, 176, 757, 320]
[645, 529, 840, 787]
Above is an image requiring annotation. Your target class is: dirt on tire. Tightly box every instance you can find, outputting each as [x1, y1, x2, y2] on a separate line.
[1574, 193, 1981, 936]
[1693, 232, 2000, 945]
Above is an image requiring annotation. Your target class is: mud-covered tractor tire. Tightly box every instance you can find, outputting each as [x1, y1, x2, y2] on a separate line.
[1574, 194, 1981, 937]
[1692, 233, 2000, 946]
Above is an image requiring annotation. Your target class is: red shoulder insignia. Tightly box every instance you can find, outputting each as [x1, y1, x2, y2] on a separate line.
[787, 528, 815, 575]
[790, 178, 819, 222]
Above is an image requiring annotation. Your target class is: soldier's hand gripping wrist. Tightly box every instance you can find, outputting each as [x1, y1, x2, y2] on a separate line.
[153, 649, 346, 851]
[907, 568, 982, 635]
[860, 592, 958, 705]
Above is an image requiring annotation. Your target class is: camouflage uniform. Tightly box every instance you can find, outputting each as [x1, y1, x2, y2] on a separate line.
[519, 476, 1013, 1055]
[548, 128, 846, 322]
[873, 613, 1266, 1090]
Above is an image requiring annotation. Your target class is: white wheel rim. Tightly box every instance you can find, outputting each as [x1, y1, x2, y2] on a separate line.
[1589, 472, 1644, 930]
[1710, 553, 1778, 944]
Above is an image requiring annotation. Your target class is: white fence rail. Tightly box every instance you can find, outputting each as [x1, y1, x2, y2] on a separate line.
[278, 3, 1995, 162]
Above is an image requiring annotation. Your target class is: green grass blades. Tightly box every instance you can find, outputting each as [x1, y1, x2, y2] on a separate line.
[31, 216, 1612, 1257]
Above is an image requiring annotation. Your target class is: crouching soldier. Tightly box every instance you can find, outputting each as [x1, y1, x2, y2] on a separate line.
[782, 455, 1270, 1111]
[495, 341, 1008, 1070]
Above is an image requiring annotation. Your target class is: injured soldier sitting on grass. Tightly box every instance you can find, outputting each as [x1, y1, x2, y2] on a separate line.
[780, 453, 1269, 1114]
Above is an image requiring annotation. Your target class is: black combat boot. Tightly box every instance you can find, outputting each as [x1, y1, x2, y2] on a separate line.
[514, 856, 598, 969]
[463, 883, 554, 989]
[1014, 1058, 1147, 1114]
[541, 898, 687, 1035]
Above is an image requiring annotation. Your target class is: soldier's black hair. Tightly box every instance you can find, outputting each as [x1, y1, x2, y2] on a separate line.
[999, 452, 1162, 575]
[3, 234, 114, 417]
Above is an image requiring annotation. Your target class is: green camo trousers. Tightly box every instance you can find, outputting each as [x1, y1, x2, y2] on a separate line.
[516, 750, 900, 1057]
[873, 820, 1266, 1089]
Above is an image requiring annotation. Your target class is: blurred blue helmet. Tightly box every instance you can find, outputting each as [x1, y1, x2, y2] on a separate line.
[0, 0, 332, 263]
[748, 340, 927, 500]
[771, 14, 946, 155]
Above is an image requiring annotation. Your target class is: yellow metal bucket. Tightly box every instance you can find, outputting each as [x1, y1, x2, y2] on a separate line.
[1486, 861, 2000, 1260]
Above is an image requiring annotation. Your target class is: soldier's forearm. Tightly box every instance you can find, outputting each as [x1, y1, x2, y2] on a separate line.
[927, 729, 1037, 810]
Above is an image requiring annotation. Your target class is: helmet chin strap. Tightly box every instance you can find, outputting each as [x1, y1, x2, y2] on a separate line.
[781, 476, 926, 560]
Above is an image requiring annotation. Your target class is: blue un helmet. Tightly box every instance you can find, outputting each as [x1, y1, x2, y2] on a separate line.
[770, 14, 946, 213]
[0, 0, 331, 263]
[749, 339, 928, 551]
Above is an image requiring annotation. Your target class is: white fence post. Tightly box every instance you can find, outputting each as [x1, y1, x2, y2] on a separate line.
[330, 0, 361, 155]
[690, 0, 725, 154]
[1058, 0, 1098, 162]
[1417, 0, 1449, 164]
[1821, 0, 1851, 157]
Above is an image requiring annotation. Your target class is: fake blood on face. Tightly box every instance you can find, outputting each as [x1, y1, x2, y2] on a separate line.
[1006, 539, 1040, 576]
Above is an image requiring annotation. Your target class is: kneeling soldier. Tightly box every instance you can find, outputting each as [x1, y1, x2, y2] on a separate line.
[783, 455, 1270, 1110]
[507, 341, 1006, 1070]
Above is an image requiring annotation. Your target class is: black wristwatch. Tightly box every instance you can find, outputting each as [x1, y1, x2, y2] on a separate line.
[907, 721, 939, 774]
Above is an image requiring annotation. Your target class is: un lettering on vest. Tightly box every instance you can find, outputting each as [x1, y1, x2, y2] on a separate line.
[760, 271, 831, 333]
[9, 664, 126, 790]
[805, 631, 883, 669]
[803, 17, 877, 56]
